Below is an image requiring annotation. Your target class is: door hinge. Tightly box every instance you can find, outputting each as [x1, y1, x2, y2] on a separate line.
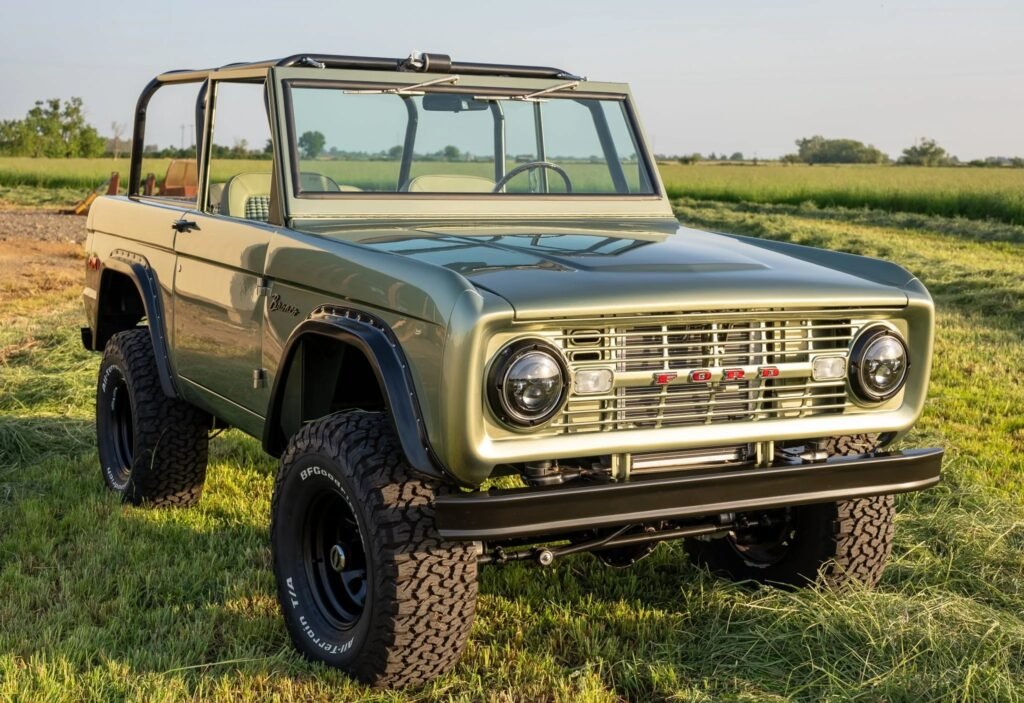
[256, 277, 271, 296]
[252, 368, 267, 389]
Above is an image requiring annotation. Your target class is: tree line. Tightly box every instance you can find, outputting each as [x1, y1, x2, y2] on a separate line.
[670, 136, 1024, 168]
[2, 98, 1022, 168]
[0, 98, 105, 157]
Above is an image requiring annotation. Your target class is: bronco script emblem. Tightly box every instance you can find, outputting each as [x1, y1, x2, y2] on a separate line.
[269, 294, 300, 317]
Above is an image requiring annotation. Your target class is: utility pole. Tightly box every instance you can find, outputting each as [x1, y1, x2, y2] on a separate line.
[180, 124, 186, 151]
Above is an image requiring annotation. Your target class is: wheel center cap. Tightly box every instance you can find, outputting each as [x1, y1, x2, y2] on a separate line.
[329, 544, 346, 572]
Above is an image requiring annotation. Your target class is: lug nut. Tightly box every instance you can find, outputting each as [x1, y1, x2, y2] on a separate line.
[536, 549, 554, 566]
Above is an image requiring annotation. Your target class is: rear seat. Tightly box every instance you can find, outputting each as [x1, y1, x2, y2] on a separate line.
[219, 172, 345, 222]
[220, 172, 272, 221]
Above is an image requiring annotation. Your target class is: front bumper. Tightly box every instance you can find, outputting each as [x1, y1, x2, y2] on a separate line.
[435, 447, 943, 540]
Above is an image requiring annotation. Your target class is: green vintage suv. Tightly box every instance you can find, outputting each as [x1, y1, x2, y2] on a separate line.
[82, 52, 942, 687]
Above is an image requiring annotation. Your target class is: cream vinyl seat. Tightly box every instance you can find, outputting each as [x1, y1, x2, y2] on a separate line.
[402, 174, 495, 193]
[220, 172, 272, 221]
[220, 172, 345, 221]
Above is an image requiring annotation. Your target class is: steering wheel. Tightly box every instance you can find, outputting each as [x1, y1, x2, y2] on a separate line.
[493, 161, 573, 193]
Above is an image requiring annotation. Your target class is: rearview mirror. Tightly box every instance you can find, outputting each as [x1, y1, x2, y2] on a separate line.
[422, 94, 490, 112]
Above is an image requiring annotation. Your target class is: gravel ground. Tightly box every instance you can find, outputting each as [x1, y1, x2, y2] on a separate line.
[0, 209, 86, 314]
[0, 209, 88, 245]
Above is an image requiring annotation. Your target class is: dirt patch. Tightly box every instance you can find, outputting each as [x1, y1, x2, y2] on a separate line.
[0, 210, 88, 244]
[0, 209, 86, 316]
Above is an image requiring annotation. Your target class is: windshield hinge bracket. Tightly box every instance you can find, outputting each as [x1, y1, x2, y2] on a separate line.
[345, 75, 459, 96]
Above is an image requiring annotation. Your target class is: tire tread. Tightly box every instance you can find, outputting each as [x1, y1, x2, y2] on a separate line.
[99, 328, 209, 507]
[271, 411, 476, 688]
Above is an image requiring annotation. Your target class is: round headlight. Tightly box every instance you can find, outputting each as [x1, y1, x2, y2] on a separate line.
[849, 325, 909, 402]
[488, 340, 568, 427]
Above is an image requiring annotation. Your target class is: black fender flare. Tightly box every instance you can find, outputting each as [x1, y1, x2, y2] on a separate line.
[262, 306, 448, 483]
[94, 252, 178, 398]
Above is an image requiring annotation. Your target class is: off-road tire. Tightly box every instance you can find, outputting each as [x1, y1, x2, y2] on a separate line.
[685, 434, 895, 589]
[96, 328, 209, 507]
[270, 411, 477, 688]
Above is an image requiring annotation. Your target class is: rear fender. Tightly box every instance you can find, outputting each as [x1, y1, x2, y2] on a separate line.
[86, 252, 178, 398]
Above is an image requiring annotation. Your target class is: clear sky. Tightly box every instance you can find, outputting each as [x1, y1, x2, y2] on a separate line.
[1, 0, 1020, 160]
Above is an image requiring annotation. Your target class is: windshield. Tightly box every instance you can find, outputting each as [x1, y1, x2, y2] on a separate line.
[285, 82, 655, 196]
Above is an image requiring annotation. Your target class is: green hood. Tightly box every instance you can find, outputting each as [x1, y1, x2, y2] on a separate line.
[309, 222, 913, 320]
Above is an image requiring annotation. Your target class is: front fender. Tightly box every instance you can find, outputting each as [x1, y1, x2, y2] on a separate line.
[262, 306, 450, 483]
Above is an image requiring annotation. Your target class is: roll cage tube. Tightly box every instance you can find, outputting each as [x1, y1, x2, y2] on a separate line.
[580, 99, 629, 193]
[128, 75, 210, 197]
[398, 96, 418, 189]
[490, 101, 506, 186]
[128, 52, 584, 196]
[275, 52, 579, 80]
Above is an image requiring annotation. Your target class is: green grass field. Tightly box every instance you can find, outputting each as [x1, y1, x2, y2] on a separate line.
[661, 163, 1024, 225]
[2, 193, 1024, 700]
[3, 157, 1023, 225]
[0, 157, 638, 195]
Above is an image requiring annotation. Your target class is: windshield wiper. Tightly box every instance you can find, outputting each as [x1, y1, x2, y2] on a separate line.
[345, 75, 459, 96]
[474, 80, 580, 102]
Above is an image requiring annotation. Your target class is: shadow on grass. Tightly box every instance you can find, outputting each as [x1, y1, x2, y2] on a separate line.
[0, 423, 289, 685]
[475, 489, 1024, 700]
[2, 422, 1023, 699]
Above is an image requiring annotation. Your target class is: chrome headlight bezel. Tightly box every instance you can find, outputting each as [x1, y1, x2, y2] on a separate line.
[486, 339, 569, 428]
[848, 323, 910, 403]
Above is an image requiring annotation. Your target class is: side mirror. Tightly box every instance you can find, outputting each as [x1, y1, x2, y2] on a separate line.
[422, 94, 490, 112]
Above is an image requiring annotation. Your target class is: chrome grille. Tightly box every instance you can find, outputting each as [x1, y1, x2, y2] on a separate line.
[562, 319, 853, 371]
[553, 312, 858, 434]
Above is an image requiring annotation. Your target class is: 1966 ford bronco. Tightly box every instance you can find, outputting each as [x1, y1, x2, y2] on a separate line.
[82, 52, 942, 687]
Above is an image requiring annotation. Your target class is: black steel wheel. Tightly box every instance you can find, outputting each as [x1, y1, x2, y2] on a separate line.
[99, 365, 134, 490]
[302, 488, 368, 630]
[271, 411, 477, 688]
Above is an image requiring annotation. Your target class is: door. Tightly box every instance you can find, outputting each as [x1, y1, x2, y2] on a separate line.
[172, 212, 273, 414]
[172, 79, 277, 419]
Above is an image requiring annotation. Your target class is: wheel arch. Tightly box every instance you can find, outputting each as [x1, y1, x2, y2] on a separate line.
[263, 306, 448, 483]
[87, 254, 178, 398]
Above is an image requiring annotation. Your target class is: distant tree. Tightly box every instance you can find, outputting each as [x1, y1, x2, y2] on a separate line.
[779, 153, 802, 164]
[298, 130, 326, 159]
[899, 138, 952, 166]
[707, 152, 718, 161]
[110, 121, 127, 160]
[263, 138, 273, 155]
[729, 151, 744, 161]
[677, 153, 703, 165]
[795, 135, 888, 164]
[387, 144, 404, 160]
[0, 97, 104, 157]
[442, 145, 461, 161]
